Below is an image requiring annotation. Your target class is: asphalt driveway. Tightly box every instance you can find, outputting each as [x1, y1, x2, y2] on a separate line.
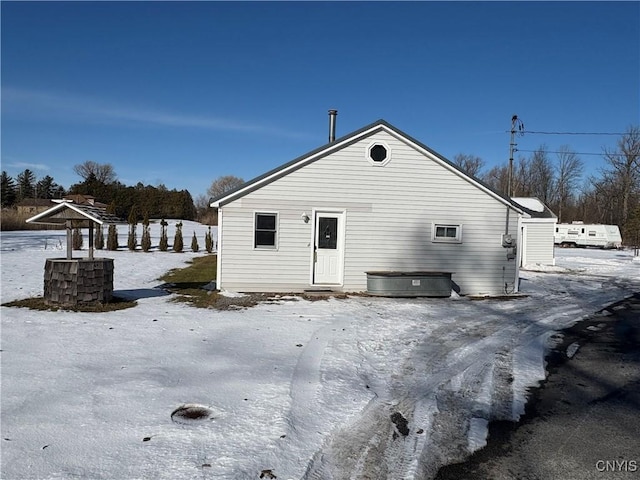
[436, 293, 640, 480]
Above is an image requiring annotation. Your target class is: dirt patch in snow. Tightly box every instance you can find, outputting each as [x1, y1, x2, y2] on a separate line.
[171, 404, 216, 424]
[1, 295, 137, 312]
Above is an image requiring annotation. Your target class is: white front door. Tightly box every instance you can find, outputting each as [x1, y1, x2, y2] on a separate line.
[313, 212, 344, 285]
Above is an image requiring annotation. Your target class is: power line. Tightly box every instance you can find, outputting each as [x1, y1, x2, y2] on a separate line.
[507, 130, 625, 136]
[515, 149, 626, 157]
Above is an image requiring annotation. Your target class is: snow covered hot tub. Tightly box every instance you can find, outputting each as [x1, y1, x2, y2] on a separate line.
[366, 271, 452, 297]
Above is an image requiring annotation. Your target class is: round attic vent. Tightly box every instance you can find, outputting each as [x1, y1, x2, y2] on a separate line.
[367, 141, 391, 166]
[370, 145, 387, 162]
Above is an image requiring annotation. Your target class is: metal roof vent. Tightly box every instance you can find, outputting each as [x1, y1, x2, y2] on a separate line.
[328, 109, 338, 143]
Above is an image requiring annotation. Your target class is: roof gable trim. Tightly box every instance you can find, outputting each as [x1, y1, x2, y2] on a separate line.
[210, 119, 524, 214]
[25, 201, 121, 225]
[211, 122, 388, 207]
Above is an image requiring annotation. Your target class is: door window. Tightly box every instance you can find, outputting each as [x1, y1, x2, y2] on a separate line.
[318, 217, 338, 249]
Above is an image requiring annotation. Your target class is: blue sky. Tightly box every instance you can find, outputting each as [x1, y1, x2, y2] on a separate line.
[2, 1, 638, 199]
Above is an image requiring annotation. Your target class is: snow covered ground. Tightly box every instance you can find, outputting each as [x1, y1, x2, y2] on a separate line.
[1, 222, 639, 480]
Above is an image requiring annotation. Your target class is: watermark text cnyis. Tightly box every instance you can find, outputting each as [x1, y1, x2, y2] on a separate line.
[595, 459, 637, 472]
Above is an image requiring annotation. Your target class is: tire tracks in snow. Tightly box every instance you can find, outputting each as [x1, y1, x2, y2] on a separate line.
[301, 297, 590, 480]
[287, 319, 350, 438]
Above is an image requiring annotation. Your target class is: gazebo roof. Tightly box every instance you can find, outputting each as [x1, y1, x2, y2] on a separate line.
[25, 201, 123, 226]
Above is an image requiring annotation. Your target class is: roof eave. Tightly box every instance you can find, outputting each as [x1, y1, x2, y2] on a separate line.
[25, 202, 121, 226]
[210, 118, 525, 214]
[210, 120, 392, 208]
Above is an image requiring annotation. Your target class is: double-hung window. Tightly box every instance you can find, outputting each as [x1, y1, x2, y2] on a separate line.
[432, 223, 462, 243]
[254, 212, 278, 249]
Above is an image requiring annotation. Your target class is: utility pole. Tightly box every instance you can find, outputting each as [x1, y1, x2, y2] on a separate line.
[508, 115, 524, 197]
[504, 114, 525, 249]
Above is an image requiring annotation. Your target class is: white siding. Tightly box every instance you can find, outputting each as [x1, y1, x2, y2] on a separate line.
[521, 221, 556, 266]
[218, 130, 520, 295]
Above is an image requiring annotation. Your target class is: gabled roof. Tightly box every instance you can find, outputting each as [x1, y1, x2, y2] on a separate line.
[58, 193, 109, 209]
[511, 197, 557, 219]
[25, 201, 123, 226]
[210, 119, 525, 214]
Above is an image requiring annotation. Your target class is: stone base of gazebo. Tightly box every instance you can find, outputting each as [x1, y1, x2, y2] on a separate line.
[44, 258, 114, 306]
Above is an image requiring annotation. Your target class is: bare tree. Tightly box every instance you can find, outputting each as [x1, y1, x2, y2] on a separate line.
[505, 146, 555, 202]
[453, 154, 485, 177]
[73, 161, 117, 183]
[512, 156, 533, 197]
[481, 164, 509, 195]
[194, 194, 210, 211]
[207, 175, 245, 200]
[195, 193, 217, 225]
[529, 146, 555, 204]
[600, 126, 640, 229]
[588, 175, 621, 225]
[554, 145, 583, 222]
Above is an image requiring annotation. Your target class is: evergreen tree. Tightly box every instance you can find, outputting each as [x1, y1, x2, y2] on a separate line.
[179, 190, 197, 220]
[1, 171, 17, 207]
[95, 224, 105, 250]
[159, 219, 169, 251]
[191, 231, 199, 253]
[173, 221, 184, 253]
[72, 227, 83, 250]
[52, 185, 66, 199]
[36, 175, 64, 199]
[67, 178, 197, 221]
[141, 212, 152, 252]
[107, 224, 119, 251]
[205, 226, 214, 253]
[16, 169, 36, 200]
[127, 206, 138, 251]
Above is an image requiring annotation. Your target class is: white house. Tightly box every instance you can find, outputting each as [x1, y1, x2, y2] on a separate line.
[512, 197, 557, 267]
[211, 117, 526, 296]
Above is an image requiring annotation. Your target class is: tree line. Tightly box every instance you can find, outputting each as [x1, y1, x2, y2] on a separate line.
[1, 169, 65, 205]
[1, 161, 197, 222]
[1, 127, 638, 244]
[454, 126, 640, 245]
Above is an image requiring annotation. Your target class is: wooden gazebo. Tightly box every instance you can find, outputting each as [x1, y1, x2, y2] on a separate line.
[26, 201, 123, 306]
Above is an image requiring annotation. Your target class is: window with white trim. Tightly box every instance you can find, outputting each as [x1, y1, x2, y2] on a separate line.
[366, 141, 391, 166]
[432, 223, 462, 243]
[254, 212, 278, 249]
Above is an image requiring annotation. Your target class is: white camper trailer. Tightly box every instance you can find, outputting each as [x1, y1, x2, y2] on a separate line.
[554, 223, 622, 249]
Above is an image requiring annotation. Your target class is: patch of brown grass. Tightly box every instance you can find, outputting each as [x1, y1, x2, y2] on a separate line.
[168, 289, 273, 310]
[0, 209, 65, 231]
[2, 296, 137, 312]
[160, 255, 216, 285]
